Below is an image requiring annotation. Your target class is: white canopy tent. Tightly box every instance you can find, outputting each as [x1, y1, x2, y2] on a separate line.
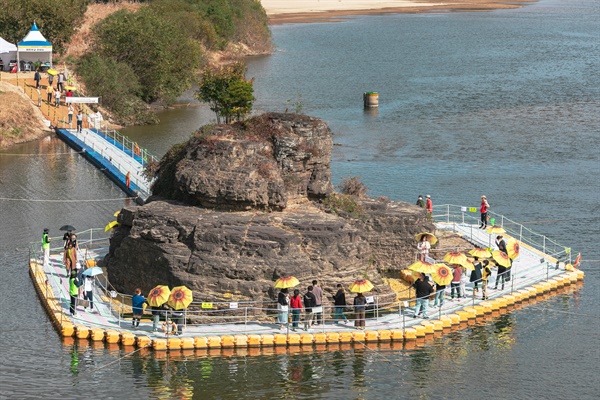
[17, 22, 52, 72]
[0, 37, 17, 71]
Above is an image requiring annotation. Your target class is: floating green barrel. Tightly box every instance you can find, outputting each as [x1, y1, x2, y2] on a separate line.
[363, 92, 379, 108]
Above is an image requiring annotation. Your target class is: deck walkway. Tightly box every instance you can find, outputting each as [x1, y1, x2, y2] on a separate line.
[33, 222, 581, 346]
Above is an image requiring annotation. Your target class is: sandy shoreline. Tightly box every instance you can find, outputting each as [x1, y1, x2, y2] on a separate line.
[261, 0, 536, 24]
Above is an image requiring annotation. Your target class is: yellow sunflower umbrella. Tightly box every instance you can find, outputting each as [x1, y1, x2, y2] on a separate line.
[104, 220, 118, 232]
[430, 264, 453, 286]
[274, 276, 300, 289]
[113, 210, 121, 217]
[492, 250, 512, 268]
[469, 247, 492, 259]
[415, 232, 438, 245]
[168, 286, 193, 310]
[408, 260, 435, 274]
[64, 85, 76, 91]
[148, 285, 171, 308]
[443, 251, 468, 265]
[47, 68, 58, 76]
[349, 279, 374, 293]
[460, 258, 475, 271]
[486, 226, 506, 235]
[506, 239, 520, 260]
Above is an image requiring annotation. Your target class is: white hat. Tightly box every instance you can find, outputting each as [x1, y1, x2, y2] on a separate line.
[426, 195, 430, 198]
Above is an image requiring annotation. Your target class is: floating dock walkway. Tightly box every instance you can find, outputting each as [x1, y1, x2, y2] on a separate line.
[29, 206, 585, 353]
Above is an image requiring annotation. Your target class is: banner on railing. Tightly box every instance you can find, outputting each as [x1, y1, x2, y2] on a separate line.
[201, 302, 213, 309]
[229, 302, 238, 309]
[66, 97, 99, 104]
[366, 296, 374, 304]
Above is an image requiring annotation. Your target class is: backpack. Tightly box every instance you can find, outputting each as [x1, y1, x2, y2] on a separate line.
[74, 277, 83, 288]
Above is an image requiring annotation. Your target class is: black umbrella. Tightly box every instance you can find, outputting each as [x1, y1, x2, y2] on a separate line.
[59, 225, 76, 231]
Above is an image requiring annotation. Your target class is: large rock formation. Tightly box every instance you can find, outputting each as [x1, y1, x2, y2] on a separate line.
[105, 113, 434, 307]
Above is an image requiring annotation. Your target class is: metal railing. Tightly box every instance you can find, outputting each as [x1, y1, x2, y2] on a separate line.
[94, 127, 158, 166]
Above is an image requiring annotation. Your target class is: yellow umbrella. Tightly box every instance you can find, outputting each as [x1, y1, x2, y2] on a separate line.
[469, 247, 492, 259]
[430, 264, 453, 286]
[168, 286, 193, 310]
[104, 220, 118, 232]
[349, 279, 374, 293]
[274, 276, 300, 289]
[443, 251, 468, 265]
[113, 210, 121, 217]
[414, 232, 438, 245]
[47, 68, 58, 76]
[148, 285, 171, 307]
[492, 250, 512, 268]
[506, 239, 520, 260]
[408, 260, 435, 274]
[460, 258, 475, 271]
[486, 226, 506, 234]
[64, 85, 76, 91]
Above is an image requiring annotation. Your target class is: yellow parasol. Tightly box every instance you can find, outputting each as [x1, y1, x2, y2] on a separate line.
[414, 232, 438, 245]
[104, 220, 118, 232]
[113, 210, 121, 217]
[349, 279, 374, 293]
[443, 251, 468, 265]
[430, 264, 453, 286]
[492, 250, 512, 268]
[460, 258, 475, 271]
[408, 260, 435, 274]
[64, 85, 76, 91]
[469, 247, 492, 259]
[168, 286, 193, 310]
[47, 68, 58, 76]
[506, 239, 520, 260]
[274, 276, 300, 289]
[148, 285, 171, 307]
[486, 226, 506, 235]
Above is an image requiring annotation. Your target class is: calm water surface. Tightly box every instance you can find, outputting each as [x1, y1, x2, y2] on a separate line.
[1, 0, 599, 398]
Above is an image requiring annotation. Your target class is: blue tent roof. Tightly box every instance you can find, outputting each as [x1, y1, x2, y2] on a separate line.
[18, 23, 52, 49]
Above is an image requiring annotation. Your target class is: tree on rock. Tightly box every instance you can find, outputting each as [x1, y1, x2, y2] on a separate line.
[197, 62, 255, 124]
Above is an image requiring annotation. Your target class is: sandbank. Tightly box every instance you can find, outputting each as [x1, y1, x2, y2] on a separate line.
[261, 0, 536, 24]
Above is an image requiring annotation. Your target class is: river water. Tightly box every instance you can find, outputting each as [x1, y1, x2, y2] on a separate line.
[1, 0, 598, 398]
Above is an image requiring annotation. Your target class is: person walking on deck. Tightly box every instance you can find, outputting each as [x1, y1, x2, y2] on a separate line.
[303, 286, 316, 331]
[353, 293, 366, 330]
[425, 195, 433, 219]
[34, 69, 41, 88]
[451, 265, 462, 300]
[413, 273, 434, 319]
[57, 71, 64, 91]
[289, 289, 302, 331]
[333, 284, 349, 324]
[131, 288, 145, 328]
[416, 195, 425, 208]
[311, 280, 323, 325]
[67, 104, 74, 126]
[277, 288, 289, 330]
[479, 195, 490, 229]
[76, 110, 83, 133]
[69, 271, 79, 316]
[54, 88, 60, 107]
[83, 275, 94, 311]
[46, 84, 53, 103]
[41, 228, 50, 268]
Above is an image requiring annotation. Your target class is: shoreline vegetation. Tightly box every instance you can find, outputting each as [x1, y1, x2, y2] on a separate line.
[261, 0, 537, 24]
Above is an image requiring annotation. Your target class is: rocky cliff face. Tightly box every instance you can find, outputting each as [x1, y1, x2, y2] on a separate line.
[105, 113, 434, 307]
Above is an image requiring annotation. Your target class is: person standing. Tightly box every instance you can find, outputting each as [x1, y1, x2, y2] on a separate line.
[57, 71, 64, 91]
[36, 87, 42, 107]
[151, 305, 163, 332]
[47, 71, 54, 87]
[426, 195, 433, 219]
[311, 280, 323, 325]
[495, 235, 510, 289]
[54, 87, 60, 107]
[479, 195, 490, 229]
[277, 288, 289, 330]
[432, 282, 446, 308]
[353, 293, 366, 330]
[34, 69, 41, 88]
[451, 265, 462, 300]
[67, 104, 74, 126]
[76, 110, 83, 132]
[416, 195, 425, 208]
[46, 84, 53, 104]
[417, 235, 431, 262]
[303, 286, 316, 331]
[413, 273, 434, 319]
[289, 289, 302, 331]
[470, 257, 483, 297]
[41, 228, 50, 268]
[131, 288, 145, 328]
[333, 284, 349, 324]
[83, 275, 94, 311]
[481, 260, 492, 300]
[69, 271, 79, 316]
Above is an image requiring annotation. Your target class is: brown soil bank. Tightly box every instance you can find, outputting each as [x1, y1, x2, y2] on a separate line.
[0, 80, 51, 149]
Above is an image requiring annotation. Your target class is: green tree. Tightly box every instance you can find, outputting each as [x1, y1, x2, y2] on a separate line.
[196, 62, 254, 124]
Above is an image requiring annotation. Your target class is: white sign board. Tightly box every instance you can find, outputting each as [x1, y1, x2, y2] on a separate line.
[366, 296, 374, 304]
[66, 97, 99, 104]
[229, 302, 238, 309]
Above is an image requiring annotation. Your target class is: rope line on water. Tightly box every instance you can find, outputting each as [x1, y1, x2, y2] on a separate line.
[0, 196, 137, 202]
[73, 344, 151, 378]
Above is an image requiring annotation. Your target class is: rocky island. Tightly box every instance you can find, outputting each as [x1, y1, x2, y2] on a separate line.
[104, 113, 436, 307]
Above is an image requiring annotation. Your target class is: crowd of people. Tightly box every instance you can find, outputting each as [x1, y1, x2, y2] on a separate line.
[276, 280, 369, 331]
[33, 69, 85, 131]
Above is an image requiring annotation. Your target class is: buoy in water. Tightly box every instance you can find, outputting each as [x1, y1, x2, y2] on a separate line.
[363, 92, 379, 108]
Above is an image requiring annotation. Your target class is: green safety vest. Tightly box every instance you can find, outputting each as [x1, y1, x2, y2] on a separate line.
[42, 233, 50, 249]
[69, 278, 78, 296]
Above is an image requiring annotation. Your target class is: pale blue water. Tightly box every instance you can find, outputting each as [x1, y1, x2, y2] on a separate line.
[0, 0, 598, 398]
